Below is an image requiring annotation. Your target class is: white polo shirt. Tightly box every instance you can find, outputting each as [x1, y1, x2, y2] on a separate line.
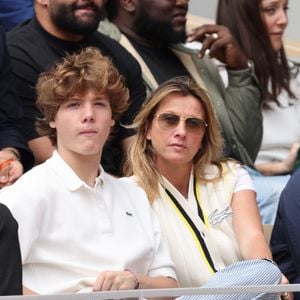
[0, 151, 176, 294]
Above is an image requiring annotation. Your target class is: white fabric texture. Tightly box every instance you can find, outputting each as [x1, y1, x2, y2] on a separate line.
[0, 151, 176, 294]
[256, 68, 300, 164]
[123, 162, 253, 288]
[233, 166, 254, 193]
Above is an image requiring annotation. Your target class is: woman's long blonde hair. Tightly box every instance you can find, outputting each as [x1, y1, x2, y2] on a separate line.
[124, 77, 225, 202]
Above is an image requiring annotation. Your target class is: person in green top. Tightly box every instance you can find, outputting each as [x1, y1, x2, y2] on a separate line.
[100, 0, 262, 167]
[99, 0, 287, 224]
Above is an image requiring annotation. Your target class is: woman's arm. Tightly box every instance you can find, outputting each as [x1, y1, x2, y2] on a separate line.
[231, 189, 272, 260]
[255, 143, 300, 176]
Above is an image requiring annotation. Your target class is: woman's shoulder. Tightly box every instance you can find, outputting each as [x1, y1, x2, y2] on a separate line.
[202, 160, 240, 179]
[119, 175, 138, 186]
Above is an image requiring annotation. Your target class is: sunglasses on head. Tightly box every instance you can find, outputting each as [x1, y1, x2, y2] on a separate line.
[154, 113, 208, 133]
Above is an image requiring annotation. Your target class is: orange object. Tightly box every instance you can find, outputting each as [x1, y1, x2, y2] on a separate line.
[0, 158, 14, 171]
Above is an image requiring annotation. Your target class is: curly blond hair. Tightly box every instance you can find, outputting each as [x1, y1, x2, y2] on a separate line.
[36, 47, 129, 145]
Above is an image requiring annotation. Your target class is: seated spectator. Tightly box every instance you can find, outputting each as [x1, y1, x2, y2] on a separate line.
[100, 0, 292, 224]
[123, 77, 285, 299]
[216, 0, 299, 223]
[0, 48, 283, 300]
[6, 0, 146, 176]
[0, 26, 34, 187]
[0, 203, 22, 295]
[271, 169, 300, 299]
[0, 0, 33, 31]
[0, 47, 177, 295]
[101, 0, 263, 168]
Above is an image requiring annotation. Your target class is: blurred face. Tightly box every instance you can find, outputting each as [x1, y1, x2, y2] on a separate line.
[134, 0, 189, 43]
[48, 0, 103, 34]
[147, 93, 207, 173]
[50, 89, 115, 161]
[260, 0, 288, 52]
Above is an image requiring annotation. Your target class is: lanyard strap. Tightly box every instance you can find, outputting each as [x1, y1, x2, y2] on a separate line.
[164, 186, 217, 273]
[193, 177, 205, 223]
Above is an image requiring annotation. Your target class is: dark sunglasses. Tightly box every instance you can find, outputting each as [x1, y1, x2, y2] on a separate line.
[154, 113, 208, 133]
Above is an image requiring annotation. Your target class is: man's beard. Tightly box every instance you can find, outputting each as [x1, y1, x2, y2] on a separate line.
[134, 9, 186, 44]
[50, 1, 102, 35]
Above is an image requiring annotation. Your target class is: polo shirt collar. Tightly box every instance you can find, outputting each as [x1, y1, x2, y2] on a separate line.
[46, 151, 102, 191]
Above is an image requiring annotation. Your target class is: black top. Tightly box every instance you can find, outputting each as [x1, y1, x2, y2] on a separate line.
[0, 26, 34, 171]
[7, 18, 146, 176]
[129, 37, 190, 84]
[0, 203, 22, 295]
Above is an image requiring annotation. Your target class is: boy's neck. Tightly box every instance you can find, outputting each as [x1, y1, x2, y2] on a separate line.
[59, 151, 102, 188]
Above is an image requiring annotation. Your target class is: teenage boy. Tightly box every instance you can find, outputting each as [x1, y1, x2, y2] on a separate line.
[0, 47, 177, 295]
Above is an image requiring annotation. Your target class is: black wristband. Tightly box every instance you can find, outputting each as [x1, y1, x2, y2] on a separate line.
[125, 269, 140, 289]
[262, 257, 277, 266]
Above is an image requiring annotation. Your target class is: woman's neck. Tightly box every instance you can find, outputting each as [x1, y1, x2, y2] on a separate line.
[157, 162, 192, 198]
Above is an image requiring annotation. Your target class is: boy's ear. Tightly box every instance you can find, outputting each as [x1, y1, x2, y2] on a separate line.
[49, 121, 56, 129]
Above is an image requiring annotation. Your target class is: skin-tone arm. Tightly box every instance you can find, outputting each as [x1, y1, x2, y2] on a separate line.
[186, 24, 263, 165]
[23, 272, 178, 296]
[231, 189, 293, 296]
[0, 147, 23, 188]
[94, 270, 178, 295]
[28, 136, 54, 165]
[186, 24, 248, 70]
[255, 143, 300, 176]
[232, 189, 272, 259]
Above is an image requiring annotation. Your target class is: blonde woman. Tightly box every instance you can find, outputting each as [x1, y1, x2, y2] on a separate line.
[123, 76, 284, 299]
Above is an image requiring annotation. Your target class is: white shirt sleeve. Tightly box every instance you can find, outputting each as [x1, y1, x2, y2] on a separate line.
[0, 177, 41, 262]
[233, 166, 255, 193]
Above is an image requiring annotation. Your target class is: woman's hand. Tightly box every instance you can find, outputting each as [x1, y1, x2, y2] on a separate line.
[280, 274, 294, 300]
[255, 142, 300, 175]
[280, 143, 300, 174]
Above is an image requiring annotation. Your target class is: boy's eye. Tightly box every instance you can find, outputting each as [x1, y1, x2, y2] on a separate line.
[95, 101, 107, 107]
[67, 102, 80, 108]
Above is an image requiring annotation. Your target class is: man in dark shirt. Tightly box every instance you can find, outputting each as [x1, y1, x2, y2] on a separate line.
[100, 0, 291, 225]
[102, 0, 262, 167]
[0, 26, 34, 186]
[7, 0, 146, 176]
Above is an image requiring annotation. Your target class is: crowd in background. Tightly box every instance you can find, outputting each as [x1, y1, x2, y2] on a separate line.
[0, 0, 299, 299]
